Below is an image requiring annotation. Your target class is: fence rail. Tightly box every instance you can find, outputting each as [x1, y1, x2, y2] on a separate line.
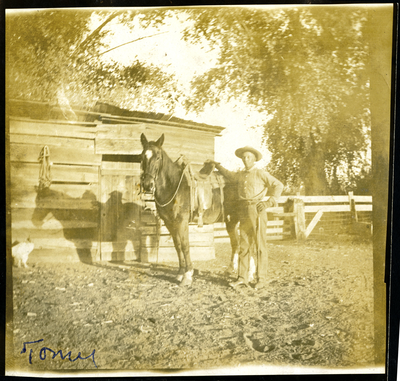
[214, 192, 372, 242]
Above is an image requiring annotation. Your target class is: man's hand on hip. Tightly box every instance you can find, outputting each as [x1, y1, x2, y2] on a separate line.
[257, 198, 277, 213]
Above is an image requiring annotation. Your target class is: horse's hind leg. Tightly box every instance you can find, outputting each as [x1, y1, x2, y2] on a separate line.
[177, 222, 193, 286]
[164, 222, 186, 281]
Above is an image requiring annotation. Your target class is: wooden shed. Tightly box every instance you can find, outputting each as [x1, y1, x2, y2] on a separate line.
[7, 100, 225, 264]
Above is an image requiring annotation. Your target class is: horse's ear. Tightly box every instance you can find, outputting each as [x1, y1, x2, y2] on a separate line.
[155, 134, 165, 147]
[140, 133, 148, 147]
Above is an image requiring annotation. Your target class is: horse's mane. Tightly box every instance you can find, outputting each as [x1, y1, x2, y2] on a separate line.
[159, 146, 183, 186]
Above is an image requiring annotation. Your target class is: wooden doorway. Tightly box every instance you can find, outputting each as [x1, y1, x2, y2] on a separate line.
[100, 159, 142, 261]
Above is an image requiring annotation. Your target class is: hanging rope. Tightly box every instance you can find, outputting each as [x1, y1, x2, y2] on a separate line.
[38, 146, 52, 190]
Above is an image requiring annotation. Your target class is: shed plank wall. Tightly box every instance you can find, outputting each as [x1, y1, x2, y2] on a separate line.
[9, 114, 222, 264]
[10, 163, 99, 185]
[10, 142, 101, 166]
[99, 162, 142, 262]
[11, 134, 95, 150]
[11, 118, 97, 139]
[9, 118, 100, 263]
[11, 184, 99, 208]
[96, 123, 215, 165]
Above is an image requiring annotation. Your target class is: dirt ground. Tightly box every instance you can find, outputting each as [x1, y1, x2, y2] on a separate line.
[8, 235, 376, 374]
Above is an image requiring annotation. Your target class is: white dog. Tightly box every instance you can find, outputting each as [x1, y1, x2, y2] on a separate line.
[12, 238, 34, 268]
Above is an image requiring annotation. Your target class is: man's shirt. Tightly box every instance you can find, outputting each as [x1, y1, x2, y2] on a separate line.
[217, 165, 284, 202]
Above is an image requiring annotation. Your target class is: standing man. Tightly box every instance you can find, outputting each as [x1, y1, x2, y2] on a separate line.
[208, 146, 283, 290]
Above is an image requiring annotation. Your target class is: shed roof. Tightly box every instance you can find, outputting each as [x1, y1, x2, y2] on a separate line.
[7, 99, 226, 136]
[93, 102, 225, 135]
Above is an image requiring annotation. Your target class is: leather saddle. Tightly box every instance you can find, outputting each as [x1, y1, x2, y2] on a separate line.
[176, 157, 226, 227]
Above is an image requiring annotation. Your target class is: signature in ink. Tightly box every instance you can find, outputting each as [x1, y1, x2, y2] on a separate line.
[21, 339, 97, 368]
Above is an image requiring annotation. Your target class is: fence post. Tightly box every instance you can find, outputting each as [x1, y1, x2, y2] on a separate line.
[348, 191, 358, 223]
[283, 198, 296, 239]
[293, 198, 306, 240]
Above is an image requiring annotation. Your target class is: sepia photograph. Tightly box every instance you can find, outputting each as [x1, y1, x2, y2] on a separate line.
[5, 4, 394, 376]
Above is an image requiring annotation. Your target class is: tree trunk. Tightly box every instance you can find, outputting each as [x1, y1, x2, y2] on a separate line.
[301, 144, 327, 195]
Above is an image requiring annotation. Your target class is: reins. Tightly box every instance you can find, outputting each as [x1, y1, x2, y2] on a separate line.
[154, 163, 188, 208]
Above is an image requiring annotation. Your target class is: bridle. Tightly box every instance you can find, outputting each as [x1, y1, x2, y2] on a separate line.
[140, 147, 188, 208]
[140, 147, 161, 195]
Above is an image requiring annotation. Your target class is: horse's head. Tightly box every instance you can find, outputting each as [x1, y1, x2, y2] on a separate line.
[140, 133, 165, 193]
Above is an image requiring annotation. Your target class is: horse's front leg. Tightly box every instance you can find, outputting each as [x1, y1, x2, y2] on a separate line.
[226, 218, 240, 274]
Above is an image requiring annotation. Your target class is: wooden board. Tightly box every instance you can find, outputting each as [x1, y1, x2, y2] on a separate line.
[215, 234, 287, 243]
[266, 235, 285, 241]
[24, 247, 88, 264]
[97, 141, 213, 164]
[10, 118, 96, 139]
[23, 238, 98, 249]
[12, 219, 97, 230]
[211, 220, 285, 228]
[97, 123, 217, 141]
[266, 227, 285, 234]
[95, 124, 215, 163]
[45, 183, 99, 199]
[305, 205, 354, 213]
[101, 161, 141, 170]
[9, 183, 99, 208]
[100, 164, 142, 261]
[99, 241, 140, 262]
[277, 195, 372, 204]
[100, 116, 224, 135]
[140, 224, 214, 235]
[10, 162, 99, 184]
[352, 196, 373, 203]
[101, 161, 141, 177]
[10, 143, 101, 166]
[9, 183, 99, 201]
[11, 197, 98, 210]
[11, 227, 97, 242]
[11, 134, 95, 150]
[305, 210, 324, 238]
[141, 246, 215, 263]
[10, 184, 99, 209]
[141, 231, 214, 248]
[100, 169, 142, 177]
[354, 204, 373, 211]
[9, 116, 98, 127]
[99, 250, 139, 262]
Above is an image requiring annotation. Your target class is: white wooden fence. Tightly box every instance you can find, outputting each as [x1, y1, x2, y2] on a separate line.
[214, 192, 373, 242]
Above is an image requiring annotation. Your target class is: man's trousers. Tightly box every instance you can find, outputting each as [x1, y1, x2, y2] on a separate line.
[237, 203, 268, 284]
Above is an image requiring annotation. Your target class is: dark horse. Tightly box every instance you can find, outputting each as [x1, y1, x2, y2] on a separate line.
[140, 133, 239, 286]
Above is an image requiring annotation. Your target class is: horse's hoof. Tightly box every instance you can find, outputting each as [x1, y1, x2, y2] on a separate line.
[176, 274, 184, 282]
[179, 277, 192, 287]
[179, 270, 194, 286]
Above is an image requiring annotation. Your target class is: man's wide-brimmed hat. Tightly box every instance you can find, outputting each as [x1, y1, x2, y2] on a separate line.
[235, 146, 262, 162]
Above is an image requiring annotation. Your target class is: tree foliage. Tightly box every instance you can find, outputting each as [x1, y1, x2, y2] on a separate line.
[6, 7, 372, 194]
[181, 7, 371, 194]
[6, 9, 181, 114]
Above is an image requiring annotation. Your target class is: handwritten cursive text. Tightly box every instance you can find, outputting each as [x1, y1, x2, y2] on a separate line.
[21, 339, 97, 368]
